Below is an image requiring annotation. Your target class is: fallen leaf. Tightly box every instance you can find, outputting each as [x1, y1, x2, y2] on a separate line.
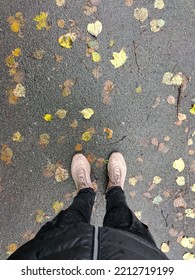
[129, 177, 138, 187]
[22, 230, 35, 241]
[152, 96, 161, 108]
[56, 135, 65, 144]
[125, 0, 133, 7]
[91, 0, 101, 5]
[134, 211, 142, 220]
[55, 109, 68, 119]
[162, 72, 183, 86]
[135, 86, 142, 94]
[87, 153, 97, 164]
[12, 48, 21, 57]
[87, 20, 102, 37]
[58, 33, 76, 48]
[104, 80, 114, 93]
[39, 133, 50, 147]
[13, 70, 25, 83]
[150, 19, 165, 32]
[7, 12, 25, 33]
[188, 139, 193, 146]
[33, 48, 45, 59]
[176, 176, 185, 186]
[151, 137, 159, 146]
[178, 113, 187, 121]
[109, 40, 115, 47]
[92, 51, 101, 62]
[13, 83, 25, 97]
[190, 104, 195, 115]
[57, 19, 65, 28]
[104, 127, 113, 139]
[173, 196, 187, 208]
[153, 176, 162, 184]
[180, 237, 195, 249]
[6, 243, 18, 256]
[70, 119, 78, 128]
[92, 66, 102, 79]
[56, 0, 66, 7]
[185, 208, 195, 218]
[43, 113, 52, 122]
[134, 7, 148, 23]
[12, 131, 24, 142]
[183, 252, 195, 260]
[81, 131, 92, 141]
[167, 95, 176, 105]
[62, 79, 75, 96]
[154, 0, 165, 9]
[55, 166, 69, 182]
[52, 201, 64, 214]
[168, 228, 178, 237]
[35, 210, 46, 223]
[33, 12, 50, 30]
[75, 144, 83, 151]
[80, 108, 94, 119]
[143, 192, 152, 199]
[158, 142, 170, 153]
[84, 5, 97, 16]
[43, 163, 56, 178]
[153, 195, 163, 205]
[5, 54, 18, 68]
[10, 21, 20, 32]
[7, 88, 19, 104]
[191, 184, 195, 192]
[173, 158, 185, 172]
[54, 54, 63, 63]
[110, 49, 127, 68]
[161, 242, 170, 253]
[1, 144, 13, 164]
[96, 157, 106, 167]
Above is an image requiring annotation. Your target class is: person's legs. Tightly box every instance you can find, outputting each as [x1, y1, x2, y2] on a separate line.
[103, 152, 156, 246]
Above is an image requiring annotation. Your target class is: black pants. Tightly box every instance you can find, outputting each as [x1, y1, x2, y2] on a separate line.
[38, 187, 156, 246]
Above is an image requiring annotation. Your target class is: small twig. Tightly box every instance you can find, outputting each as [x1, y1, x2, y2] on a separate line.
[133, 41, 140, 73]
[160, 209, 169, 227]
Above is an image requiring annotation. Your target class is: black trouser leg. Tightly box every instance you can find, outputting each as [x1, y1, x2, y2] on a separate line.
[103, 186, 157, 246]
[36, 188, 96, 236]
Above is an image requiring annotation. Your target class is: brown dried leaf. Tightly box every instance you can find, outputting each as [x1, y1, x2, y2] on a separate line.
[22, 230, 35, 241]
[6, 243, 18, 256]
[43, 163, 56, 178]
[70, 119, 78, 128]
[33, 48, 45, 60]
[173, 196, 187, 208]
[151, 137, 159, 146]
[96, 157, 106, 167]
[167, 95, 176, 105]
[57, 19, 65, 28]
[1, 144, 13, 164]
[62, 79, 75, 96]
[168, 228, 178, 237]
[104, 127, 113, 139]
[84, 5, 97, 16]
[158, 142, 170, 153]
[143, 192, 152, 199]
[92, 66, 102, 79]
[125, 0, 133, 7]
[152, 96, 161, 108]
[35, 210, 46, 223]
[54, 54, 63, 63]
[39, 133, 50, 147]
[13, 70, 25, 83]
[87, 153, 97, 164]
[103, 80, 114, 94]
[75, 143, 83, 151]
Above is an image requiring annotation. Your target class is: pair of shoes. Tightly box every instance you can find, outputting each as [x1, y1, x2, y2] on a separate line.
[71, 152, 127, 192]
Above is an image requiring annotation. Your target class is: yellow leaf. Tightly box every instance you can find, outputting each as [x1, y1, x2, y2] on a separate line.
[39, 133, 50, 147]
[33, 12, 49, 30]
[162, 72, 174, 85]
[58, 33, 76, 48]
[43, 113, 52, 122]
[13, 83, 26, 97]
[35, 210, 45, 223]
[5, 55, 18, 68]
[191, 184, 195, 192]
[1, 144, 13, 164]
[173, 158, 185, 172]
[180, 237, 195, 249]
[176, 176, 185, 186]
[12, 131, 24, 142]
[55, 109, 68, 119]
[153, 176, 162, 184]
[150, 19, 165, 32]
[6, 243, 18, 256]
[104, 127, 113, 139]
[10, 20, 20, 32]
[154, 0, 165, 9]
[110, 49, 127, 68]
[55, 0, 66, 7]
[82, 131, 92, 141]
[92, 51, 101, 62]
[55, 166, 69, 182]
[183, 252, 195, 260]
[12, 48, 21, 57]
[190, 104, 195, 115]
[52, 201, 64, 214]
[135, 86, 142, 94]
[134, 211, 142, 220]
[129, 177, 138, 187]
[161, 242, 170, 253]
[80, 108, 94, 119]
[185, 209, 195, 218]
[134, 7, 148, 23]
[171, 73, 183, 86]
[87, 20, 102, 37]
[162, 72, 183, 86]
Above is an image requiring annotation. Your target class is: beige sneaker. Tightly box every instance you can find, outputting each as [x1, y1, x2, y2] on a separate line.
[107, 152, 127, 191]
[71, 153, 93, 191]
